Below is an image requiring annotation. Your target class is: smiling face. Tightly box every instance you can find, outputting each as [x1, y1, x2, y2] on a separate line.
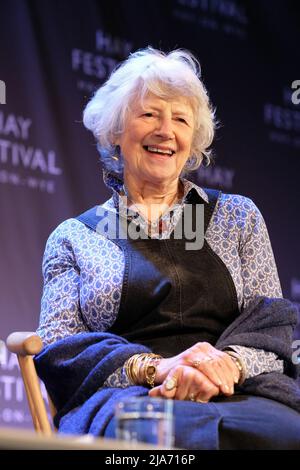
[115, 92, 195, 187]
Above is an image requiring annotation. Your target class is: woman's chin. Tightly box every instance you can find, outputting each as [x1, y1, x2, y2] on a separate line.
[141, 163, 178, 183]
[143, 170, 176, 185]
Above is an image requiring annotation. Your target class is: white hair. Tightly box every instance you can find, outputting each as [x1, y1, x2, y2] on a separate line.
[83, 47, 216, 176]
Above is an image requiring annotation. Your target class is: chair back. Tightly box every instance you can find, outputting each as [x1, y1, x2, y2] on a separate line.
[6, 332, 56, 436]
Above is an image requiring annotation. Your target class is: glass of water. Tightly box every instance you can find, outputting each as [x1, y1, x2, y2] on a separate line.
[115, 397, 174, 448]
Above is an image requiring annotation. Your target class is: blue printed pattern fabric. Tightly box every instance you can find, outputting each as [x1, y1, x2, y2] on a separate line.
[37, 177, 283, 382]
[103, 366, 131, 388]
[228, 345, 285, 375]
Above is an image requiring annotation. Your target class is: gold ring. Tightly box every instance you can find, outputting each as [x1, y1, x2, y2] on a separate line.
[193, 356, 214, 367]
[192, 360, 202, 367]
[165, 377, 178, 391]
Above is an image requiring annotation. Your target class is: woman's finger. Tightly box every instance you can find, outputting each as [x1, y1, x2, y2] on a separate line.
[159, 367, 182, 399]
[192, 372, 220, 402]
[190, 354, 223, 388]
[212, 351, 240, 390]
[148, 386, 162, 397]
[173, 367, 192, 401]
[189, 346, 238, 395]
[174, 366, 220, 402]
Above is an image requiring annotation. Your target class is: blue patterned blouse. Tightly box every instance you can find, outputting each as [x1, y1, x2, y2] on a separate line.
[37, 176, 284, 385]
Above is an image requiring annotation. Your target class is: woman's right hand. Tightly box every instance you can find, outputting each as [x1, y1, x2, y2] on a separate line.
[154, 342, 239, 396]
[149, 364, 220, 402]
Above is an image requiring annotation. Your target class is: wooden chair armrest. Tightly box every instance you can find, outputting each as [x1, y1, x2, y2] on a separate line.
[6, 332, 43, 356]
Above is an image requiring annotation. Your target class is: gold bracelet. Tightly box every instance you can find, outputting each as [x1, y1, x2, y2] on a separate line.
[124, 354, 145, 384]
[124, 353, 162, 386]
[226, 351, 246, 385]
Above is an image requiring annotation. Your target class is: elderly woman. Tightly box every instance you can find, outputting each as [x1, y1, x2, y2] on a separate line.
[35, 48, 300, 449]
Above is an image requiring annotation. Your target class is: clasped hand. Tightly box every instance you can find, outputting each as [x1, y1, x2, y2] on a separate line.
[149, 342, 240, 403]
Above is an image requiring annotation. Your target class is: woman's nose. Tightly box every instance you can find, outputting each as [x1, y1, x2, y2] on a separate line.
[154, 117, 174, 139]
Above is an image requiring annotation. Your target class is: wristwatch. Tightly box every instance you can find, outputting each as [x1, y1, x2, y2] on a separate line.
[144, 356, 162, 388]
[225, 351, 246, 385]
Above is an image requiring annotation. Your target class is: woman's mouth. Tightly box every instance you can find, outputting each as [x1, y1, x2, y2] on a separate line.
[143, 145, 175, 157]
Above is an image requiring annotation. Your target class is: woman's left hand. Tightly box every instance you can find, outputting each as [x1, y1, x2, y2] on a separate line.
[149, 364, 221, 402]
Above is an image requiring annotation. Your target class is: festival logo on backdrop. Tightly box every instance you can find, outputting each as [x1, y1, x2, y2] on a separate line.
[172, 0, 248, 39]
[71, 28, 133, 95]
[264, 83, 300, 149]
[0, 111, 62, 194]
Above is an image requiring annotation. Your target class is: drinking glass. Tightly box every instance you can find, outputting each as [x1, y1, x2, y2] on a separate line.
[115, 397, 174, 448]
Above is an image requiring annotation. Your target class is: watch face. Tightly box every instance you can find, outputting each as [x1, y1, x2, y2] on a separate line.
[147, 365, 156, 375]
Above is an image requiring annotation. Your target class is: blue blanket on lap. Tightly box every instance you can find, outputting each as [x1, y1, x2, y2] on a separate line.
[34, 297, 300, 435]
[35, 334, 151, 434]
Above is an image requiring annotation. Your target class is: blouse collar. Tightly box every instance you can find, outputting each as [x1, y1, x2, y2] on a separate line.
[102, 169, 209, 208]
